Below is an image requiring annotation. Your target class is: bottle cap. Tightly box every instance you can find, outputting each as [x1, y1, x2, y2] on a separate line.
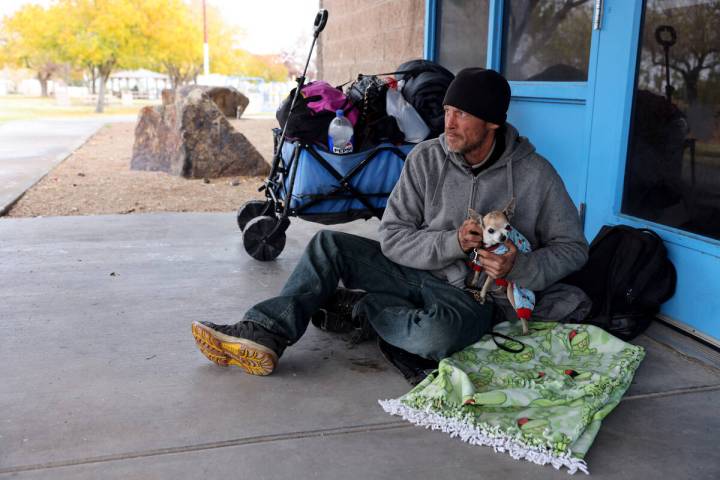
[336, 109, 344, 117]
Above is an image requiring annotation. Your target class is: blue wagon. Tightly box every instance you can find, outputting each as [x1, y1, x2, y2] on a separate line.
[237, 129, 414, 260]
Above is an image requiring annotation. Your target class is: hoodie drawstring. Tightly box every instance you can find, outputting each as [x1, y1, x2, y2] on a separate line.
[506, 158, 514, 204]
[432, 149, 514, 210]
[431, 153, 451, 206]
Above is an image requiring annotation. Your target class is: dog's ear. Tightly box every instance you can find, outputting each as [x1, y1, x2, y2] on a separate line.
[502, 197, 516, 220]
[468, 208, 484, 228]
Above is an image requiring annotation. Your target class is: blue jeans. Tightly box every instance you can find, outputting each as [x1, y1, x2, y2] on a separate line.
[243, 230, 493, 361]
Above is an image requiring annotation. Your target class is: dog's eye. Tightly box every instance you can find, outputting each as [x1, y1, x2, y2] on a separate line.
[488, 228, 495, 234]
[504, 225, 511, 231]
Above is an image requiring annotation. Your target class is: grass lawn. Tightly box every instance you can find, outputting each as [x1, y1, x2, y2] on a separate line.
[0, 95, 155, 122]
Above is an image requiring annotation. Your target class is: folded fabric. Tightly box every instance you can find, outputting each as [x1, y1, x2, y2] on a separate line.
[379, 321, 645, 474]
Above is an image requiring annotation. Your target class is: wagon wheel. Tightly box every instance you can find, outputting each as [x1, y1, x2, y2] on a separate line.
[237, 200, 274, 231]
[242, 216, 289, 261]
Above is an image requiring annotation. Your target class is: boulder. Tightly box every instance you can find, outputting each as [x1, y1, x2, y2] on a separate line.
[131, 86, 268, 178]
[205, 86, 249, 118]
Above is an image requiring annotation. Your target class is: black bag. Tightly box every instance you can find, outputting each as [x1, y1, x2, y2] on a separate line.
[395, 59, 455, 139]
[276, 84, 356, 147]
[342, 59, 453, 147]
[564, 225, 677, 340]
[344, 74, 404, 148]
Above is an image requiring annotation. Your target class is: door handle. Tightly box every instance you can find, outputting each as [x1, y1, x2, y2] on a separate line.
[593, 0, 604, 30]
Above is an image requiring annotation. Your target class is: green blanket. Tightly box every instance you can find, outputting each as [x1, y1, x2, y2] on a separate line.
[379, 321, 645, 474]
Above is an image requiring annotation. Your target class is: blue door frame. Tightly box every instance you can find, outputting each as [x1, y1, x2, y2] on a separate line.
[425, 0, 720, 344]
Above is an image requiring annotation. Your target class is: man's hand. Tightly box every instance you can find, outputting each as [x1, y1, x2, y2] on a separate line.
[475, 239, 518, 278]
[458, 219, 483, 253]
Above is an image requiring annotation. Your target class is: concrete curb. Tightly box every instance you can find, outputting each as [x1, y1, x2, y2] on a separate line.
[0, 121, 110, 216]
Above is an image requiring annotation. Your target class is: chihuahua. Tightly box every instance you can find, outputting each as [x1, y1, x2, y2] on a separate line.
[467, 198, 535, 335]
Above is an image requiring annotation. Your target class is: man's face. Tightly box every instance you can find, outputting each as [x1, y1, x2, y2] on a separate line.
[443, 105, 498, 155]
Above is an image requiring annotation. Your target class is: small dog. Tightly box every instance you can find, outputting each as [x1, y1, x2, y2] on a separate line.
[467, 199, 535, 335]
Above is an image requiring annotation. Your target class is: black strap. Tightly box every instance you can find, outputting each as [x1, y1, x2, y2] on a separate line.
[588, 224, 618, 249]
[626, 229, 665, 304]
[491, 332, 526, 353]
[337, 67, 443, 89]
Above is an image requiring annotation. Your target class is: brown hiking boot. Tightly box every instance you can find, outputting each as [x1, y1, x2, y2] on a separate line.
[191, 321, 288, 376]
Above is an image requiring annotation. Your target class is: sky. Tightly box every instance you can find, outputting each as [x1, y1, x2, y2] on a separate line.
[0, 0, 320, 55]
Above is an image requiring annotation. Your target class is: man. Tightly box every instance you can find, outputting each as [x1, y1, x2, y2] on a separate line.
[191, 68, 590, 377]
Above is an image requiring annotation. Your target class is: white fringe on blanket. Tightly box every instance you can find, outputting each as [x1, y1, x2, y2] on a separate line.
[379, 399, 589, 475]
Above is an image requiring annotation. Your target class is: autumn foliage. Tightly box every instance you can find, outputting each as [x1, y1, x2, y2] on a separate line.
[0, 0, 290, 112]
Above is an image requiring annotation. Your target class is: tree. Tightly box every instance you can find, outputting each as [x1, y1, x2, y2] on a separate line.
[503, 0, 592, 80]
[228, 51, 288, 81]
[58, 0, 156, 112]
[148, 0, 288, 86]
[0, 34, 9, 69]
[143, 0, 203, 88]
[642, 1, 720, 106]
[1, 4, 66, 97]
[179, 1, 288, 82]
[1, 0, 289, 105]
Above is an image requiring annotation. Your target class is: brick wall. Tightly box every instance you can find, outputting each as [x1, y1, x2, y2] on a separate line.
[317, 0, 425, 85]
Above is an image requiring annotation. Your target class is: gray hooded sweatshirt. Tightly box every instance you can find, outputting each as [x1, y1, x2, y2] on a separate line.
[379, 124, 590, 319]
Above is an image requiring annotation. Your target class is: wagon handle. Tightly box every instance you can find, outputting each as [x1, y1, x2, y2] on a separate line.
[314, 9, 329, 37]
[267, 9, 330, 189]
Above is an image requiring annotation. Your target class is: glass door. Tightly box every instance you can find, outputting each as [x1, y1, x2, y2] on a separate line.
[495, 0, 598, 210]
[622, 0, 720, 240]
[585, 0, 720, 343]
[428, 0, 720, 342]
[430, 0, 598, 209]
[501, 0, 593, 83]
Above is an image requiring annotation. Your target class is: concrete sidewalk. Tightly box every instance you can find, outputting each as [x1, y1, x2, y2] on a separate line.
[0, 116, 135, 215]
[1, 212, 719, 479]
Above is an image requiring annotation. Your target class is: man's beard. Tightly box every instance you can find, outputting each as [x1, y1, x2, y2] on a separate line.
[457, 137, 487, 155]
[447, 132, 487, 155]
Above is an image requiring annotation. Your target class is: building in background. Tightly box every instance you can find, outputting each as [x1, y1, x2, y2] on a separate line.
[317, 0, 424, 85]
[109, 70, 170, 101]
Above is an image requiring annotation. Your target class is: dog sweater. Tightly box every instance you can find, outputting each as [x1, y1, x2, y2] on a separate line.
[469, 226, 535, 320]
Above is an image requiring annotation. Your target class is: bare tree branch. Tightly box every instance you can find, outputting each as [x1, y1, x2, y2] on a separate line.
[512, 0, 592, 70]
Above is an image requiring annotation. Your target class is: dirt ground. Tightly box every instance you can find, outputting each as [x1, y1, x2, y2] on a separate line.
[7, 117, 277, 217]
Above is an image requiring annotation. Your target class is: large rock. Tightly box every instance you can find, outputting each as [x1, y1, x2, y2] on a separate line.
[131, 86, 268, 178]
[205, 86, 250, 118]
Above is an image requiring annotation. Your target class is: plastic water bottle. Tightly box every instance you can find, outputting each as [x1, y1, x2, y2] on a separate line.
[328, 109, 354, 154]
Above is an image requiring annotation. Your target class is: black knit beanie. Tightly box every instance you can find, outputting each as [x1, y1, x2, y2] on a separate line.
[442, 68, 511, 125]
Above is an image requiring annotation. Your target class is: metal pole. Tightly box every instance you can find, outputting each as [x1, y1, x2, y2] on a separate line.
[202, 0, 210, 76]
[272, 10, 328, 171]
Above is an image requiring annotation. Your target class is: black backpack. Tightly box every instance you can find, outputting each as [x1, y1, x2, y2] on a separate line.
[340, 60, 453, 147]
[564, 225, 677, 340]
[276, 84, 357, 147]
[344, 74, 404, 149]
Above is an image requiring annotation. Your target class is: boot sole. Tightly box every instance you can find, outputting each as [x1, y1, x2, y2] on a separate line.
[191, 321, 277, 376]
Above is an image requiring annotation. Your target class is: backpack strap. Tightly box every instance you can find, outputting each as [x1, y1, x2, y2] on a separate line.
[506, 157, 514, 206]
[343, 66, 447, 85]
[362, 68, 433, 77]
[625, 229, 669, 304]
[589, 225, 635, 315]
[590, 224, 626, 250]
[598, 227, 628, 317]
[338, 72, 401, 89]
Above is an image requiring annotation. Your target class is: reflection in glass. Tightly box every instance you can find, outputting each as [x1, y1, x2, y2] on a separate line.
[502, 0, 593, 81]
[622, 1, 720, 240]
[436, 0, 489, 74]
